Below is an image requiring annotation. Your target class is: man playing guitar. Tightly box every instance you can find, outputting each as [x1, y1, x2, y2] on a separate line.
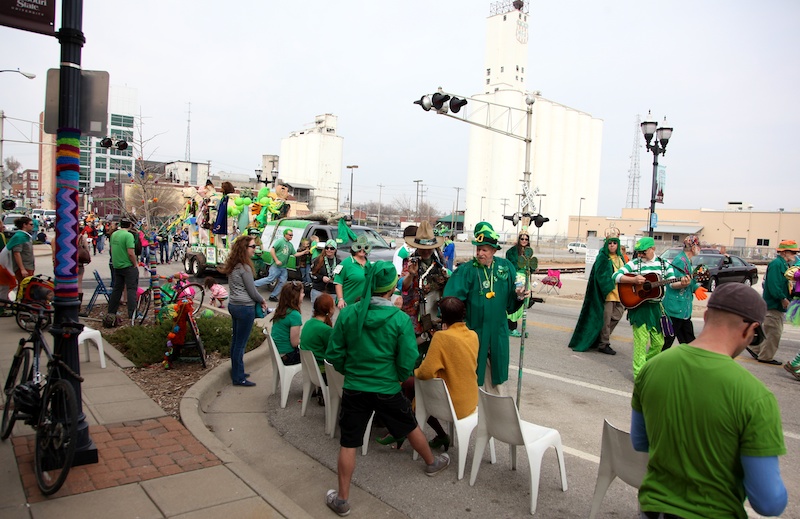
[613, 237, 690, 378]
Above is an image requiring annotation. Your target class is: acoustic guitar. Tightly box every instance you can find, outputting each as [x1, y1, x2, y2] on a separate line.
[618, 266, 709, 309]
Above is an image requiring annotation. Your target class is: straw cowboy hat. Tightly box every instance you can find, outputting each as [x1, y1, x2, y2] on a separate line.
[405, 221, 445, 250]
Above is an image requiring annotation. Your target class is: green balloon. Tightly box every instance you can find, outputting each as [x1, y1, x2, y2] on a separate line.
[259, 197, 269, 205]
[243, 197, 252, 205]
[234, 197, 245, 206]
[227, 204, 234, 215]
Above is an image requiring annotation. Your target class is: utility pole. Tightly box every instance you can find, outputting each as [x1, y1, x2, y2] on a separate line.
[413, 179, 422, 221]
[335, 182, 341, 212]
[377, 183, 384, 229]
[453, 186, 462, 234]
[500, 197, 509, 232]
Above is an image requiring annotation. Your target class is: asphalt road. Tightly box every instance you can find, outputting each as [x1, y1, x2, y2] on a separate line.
[37, 243, 800, 518]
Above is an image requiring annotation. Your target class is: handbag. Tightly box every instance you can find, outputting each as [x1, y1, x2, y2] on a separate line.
[78, 246, 92, 265]
[255, 303, 266, 319]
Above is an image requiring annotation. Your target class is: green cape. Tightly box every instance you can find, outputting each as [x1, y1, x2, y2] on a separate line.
[568, 240, 618, 351]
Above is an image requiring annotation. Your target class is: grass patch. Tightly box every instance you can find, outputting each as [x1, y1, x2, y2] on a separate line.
[107, 314, 264, 367]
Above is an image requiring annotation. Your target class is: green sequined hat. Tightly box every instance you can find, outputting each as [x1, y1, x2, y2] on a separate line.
[472, 221, 501, 250]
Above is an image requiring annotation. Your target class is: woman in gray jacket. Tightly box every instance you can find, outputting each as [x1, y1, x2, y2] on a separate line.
[218, 236, 267, 387]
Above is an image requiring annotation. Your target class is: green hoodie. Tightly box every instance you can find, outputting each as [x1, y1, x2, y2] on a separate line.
[326, 298, 417, 394]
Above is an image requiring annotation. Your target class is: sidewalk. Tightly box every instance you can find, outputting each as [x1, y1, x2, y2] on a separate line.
[0, 313, 310, 519]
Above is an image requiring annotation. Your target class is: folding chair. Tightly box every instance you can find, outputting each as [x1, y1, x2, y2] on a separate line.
[325, 360, 374, 456]
[588, 419, 649, 519]
[470, 389, 568, 515]
[300, 349, 331, 433]
[538, 269, 562, 295]
[412, 377, 494, 480]
[266, 331, 302, 408]
[81, 270, 111, 316]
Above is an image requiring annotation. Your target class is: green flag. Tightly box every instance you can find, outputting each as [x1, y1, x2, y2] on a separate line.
[336, 218, 359, 244]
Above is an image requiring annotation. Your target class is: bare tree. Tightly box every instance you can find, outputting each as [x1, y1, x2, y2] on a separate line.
[126, 111, 170, 229]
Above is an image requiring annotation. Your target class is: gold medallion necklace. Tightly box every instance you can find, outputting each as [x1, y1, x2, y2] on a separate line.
[482, 261, 495, 299]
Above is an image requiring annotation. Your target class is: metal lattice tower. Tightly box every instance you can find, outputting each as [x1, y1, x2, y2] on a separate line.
[185, 102, 191, 161]
[625, 114, 642, 208]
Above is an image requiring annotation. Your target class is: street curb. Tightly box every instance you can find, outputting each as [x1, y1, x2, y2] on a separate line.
[180, 340, 313, 519]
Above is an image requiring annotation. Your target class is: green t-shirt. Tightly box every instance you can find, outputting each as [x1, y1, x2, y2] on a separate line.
[271, 309, 302, 355]
[110, 229, 135, 269]
[326, 300, 417, 394]
[300, 318, 332, 365]
[632, 345, 786, 519]
[271, 237, 295, 265]
[333, 256, 367, 304]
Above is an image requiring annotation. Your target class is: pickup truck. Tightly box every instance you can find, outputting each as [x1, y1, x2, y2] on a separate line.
[259, 218, 395, 281]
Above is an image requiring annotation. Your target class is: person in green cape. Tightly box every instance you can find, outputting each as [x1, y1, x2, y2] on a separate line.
[568, 229, 625, 355]
[443, 221, 529, 394]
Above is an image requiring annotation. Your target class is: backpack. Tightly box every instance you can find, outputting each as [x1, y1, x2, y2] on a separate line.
[129, 229, 143, 257]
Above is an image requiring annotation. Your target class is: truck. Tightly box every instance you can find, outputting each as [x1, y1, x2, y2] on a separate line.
[183, 216, 396, 279]
[259, 217, 396, 281]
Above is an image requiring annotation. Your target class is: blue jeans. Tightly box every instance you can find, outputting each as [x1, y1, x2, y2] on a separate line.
[254, 265, 288, 297]
[228, 303, 255, 383]
[299, 265, 311, 285]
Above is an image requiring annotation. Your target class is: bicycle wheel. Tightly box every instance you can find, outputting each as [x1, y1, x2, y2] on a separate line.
[1, 347, 31, 440]
[134, 289, 152, 325]
[177, 283, 205, 315]
[16, 306, 52, 333]
[34, 379, 78, 495]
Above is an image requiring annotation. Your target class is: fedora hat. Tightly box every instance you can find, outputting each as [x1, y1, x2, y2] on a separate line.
[405, 221, 445, 250]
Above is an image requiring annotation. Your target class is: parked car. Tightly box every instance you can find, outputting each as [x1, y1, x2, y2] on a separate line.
[691, 253, 758, 292]
[661, 247, 720, 262]
[2, 213, 27, 231]
[567, 242, 587, 254]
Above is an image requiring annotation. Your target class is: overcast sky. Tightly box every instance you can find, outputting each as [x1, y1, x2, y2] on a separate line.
[1, 0, 797, 217]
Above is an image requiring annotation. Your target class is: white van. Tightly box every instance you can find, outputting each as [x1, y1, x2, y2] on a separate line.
[567, 242, 587, 254]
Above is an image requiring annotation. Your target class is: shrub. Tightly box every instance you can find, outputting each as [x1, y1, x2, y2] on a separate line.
[107, 314, 265, 367]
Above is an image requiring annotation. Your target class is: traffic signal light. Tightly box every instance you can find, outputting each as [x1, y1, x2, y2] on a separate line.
[431, 93, 450, 112]
[413, 95, 432, 111]
[533, 214, 549, 228]
[414, 91, 468, 114]
[503, 213, 521, 226]
[449, 97, 468, 113]
[100, 137, 128, 150]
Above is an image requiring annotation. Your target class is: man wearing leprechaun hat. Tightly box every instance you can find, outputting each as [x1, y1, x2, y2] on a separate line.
[444, 221, 529, 394]
[748, 239, 798, 366]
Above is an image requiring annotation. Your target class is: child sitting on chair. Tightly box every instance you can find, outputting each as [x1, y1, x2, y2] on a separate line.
[204, 277, 229, 308]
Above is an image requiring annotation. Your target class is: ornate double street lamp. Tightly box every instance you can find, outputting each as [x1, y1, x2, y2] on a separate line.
[641, 111, 673, 237]
[255, 167, 279, 186]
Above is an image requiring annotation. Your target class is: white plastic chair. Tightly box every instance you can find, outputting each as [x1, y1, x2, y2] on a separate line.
[265, 331, 302, 409]
[324, 360, 374, 456]
[588, 419, 649, 519]
[78, 326, 106, 369]
[469, 389, 568, 515]
[300, 349, 331, 431]
[412, 377, 493, 480]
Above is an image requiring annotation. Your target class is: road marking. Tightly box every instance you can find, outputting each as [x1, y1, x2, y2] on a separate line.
[526, 320, 633, 343]
[511, 364, 800, 443]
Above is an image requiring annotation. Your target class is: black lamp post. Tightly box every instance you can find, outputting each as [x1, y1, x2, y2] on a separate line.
[641, 111, 673, 237]
[255, 167, 279, 187]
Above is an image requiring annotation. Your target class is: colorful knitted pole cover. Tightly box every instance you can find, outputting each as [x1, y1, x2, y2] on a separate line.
[54, 129, 81, 300]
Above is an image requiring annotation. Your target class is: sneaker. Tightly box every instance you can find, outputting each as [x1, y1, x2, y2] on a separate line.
[325, 489, 351, 517]
[268, 295, 279, 302]
[425, 453, 450, 477]
[233, 379, 256, 387]
[509, 330, 521, 337]
[597, 345, 617, 355]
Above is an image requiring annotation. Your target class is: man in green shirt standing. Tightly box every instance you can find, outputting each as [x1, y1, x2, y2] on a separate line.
[105, 219, 139, 326]
[325, 261, 450, 516]
[747, 239, 797, 365]
[255, 228, 295, 302]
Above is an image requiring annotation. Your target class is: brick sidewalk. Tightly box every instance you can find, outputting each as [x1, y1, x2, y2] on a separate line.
[12, 416, 221, 503]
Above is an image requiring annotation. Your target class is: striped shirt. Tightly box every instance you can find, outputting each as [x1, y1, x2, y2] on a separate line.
[612, 257, 677, 302]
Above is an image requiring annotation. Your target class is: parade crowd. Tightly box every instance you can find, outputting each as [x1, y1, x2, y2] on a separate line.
[219, 219, 792, 518]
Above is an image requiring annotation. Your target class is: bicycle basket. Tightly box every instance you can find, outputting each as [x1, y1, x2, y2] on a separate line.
[13, 381, 41, 415]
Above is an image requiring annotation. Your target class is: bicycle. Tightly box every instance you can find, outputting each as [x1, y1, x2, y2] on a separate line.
[0, 299, 84, 495]
[134, 270, 205, 325]
[170, 238, 187, 263]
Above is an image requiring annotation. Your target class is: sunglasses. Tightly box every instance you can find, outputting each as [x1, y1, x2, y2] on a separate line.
[352, 245, 370, 253]
[519, 237, 529, 241]
[325, 246, 336, 250]
[247, 245, 257, 249]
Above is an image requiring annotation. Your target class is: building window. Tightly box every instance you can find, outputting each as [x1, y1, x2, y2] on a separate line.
[521, 67, 525, 73]
[516, 65, 519, 71]
[672, 235, 680, 242]
[94, 171, 106, 184]
[500, 66, 504, 72]
[486, 79, 490, 85]
[30, 182, 38, 190]
[486, 68, 490, 76]
[757, 238, 770, 246]
[110, 114, 134, 128]
[520, 77, 523, 82]
[503, 15, 506, 21]
[654, 234, 663, 241]
[95, 157, 107, 169]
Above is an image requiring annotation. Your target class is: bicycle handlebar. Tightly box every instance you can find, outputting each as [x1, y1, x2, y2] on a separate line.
[0, 299, 54, 315]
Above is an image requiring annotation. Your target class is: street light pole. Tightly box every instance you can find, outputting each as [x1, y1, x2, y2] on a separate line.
[577, 197, 585, 242]
[346, 165, 358, 219]
[0, 69, 36, 79]
[641, 111, 673, 237]
[480, 196, 486, 221]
